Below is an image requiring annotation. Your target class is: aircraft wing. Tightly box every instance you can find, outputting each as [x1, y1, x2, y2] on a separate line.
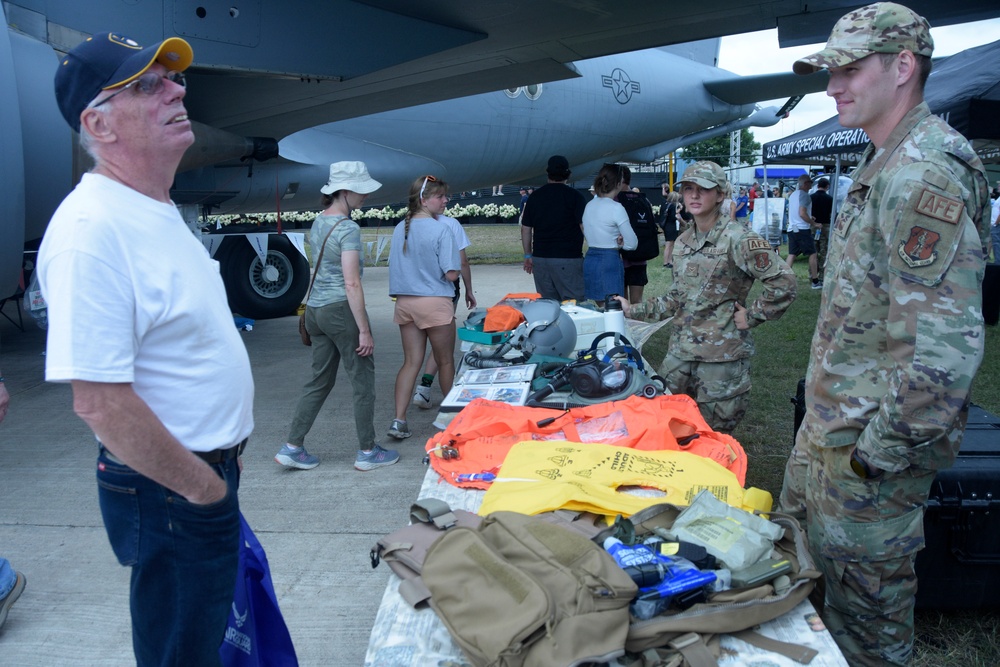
[10, 0, 997, 139]
[704, 71, 830, 106]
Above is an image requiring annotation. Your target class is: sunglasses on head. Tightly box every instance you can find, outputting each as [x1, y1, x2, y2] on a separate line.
[419, 174, 438, 201]
[89, 70, 187, 109]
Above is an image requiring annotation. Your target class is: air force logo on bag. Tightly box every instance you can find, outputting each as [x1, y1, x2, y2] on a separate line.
[232, 603, 248, 628]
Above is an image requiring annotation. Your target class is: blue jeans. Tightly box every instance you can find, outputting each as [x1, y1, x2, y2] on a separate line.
[0, 557, 14, 598]
[97, 449, 241, 667]
[990, 224, 1000, 264]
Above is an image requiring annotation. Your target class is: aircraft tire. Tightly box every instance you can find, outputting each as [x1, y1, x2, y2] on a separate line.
[220, 234, 309, 319]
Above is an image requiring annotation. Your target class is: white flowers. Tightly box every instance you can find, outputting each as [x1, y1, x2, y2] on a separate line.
[206, 201, 523, 227]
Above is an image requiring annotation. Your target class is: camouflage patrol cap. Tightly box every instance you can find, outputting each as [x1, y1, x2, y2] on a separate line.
[793, 2, 934, 75]
[679, 161, 728, 190]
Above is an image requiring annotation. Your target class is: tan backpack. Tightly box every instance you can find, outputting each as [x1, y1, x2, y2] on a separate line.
[421, 510, 638, 667]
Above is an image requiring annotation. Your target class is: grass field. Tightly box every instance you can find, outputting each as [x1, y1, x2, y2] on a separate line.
[364, 223, 1000, 666]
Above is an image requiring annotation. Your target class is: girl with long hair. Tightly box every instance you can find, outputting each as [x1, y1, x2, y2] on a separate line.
[619, 161, 796, 434]
[386, 175, 461, 440]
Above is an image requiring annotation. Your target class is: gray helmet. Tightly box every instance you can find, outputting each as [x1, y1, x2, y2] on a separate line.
[509, 299, 577, 358]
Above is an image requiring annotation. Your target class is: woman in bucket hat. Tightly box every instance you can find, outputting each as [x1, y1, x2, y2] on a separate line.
[618, 161, 797, 433]
[276, 161, 400, 471]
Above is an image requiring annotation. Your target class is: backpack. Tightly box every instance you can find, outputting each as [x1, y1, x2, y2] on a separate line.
[618, 191, 660, 261]
[372, 500, 636, 667]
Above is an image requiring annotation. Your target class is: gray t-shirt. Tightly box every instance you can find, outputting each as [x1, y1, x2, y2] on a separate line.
[307, 214, 362, 307]
[388, 216, 460, 297]
[787, 190, 812, 232]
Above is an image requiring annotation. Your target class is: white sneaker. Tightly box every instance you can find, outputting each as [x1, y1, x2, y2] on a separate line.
[412, 385, 432, 409]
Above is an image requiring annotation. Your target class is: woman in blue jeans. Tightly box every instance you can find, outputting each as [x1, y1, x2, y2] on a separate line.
[275, 162, 399, 472]
[583, 163, 638, 306]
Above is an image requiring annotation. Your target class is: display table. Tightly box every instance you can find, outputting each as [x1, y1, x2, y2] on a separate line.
[366, 304, 847, 665]
[363, 465, 849, 667]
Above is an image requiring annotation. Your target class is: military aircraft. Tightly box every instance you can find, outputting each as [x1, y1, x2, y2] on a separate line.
[3, 0, 997, 319]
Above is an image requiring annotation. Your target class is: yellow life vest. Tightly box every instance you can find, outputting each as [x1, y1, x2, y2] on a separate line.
[479, 440, 772, 519]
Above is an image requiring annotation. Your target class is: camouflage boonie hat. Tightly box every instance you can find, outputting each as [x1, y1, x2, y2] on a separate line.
[679, 161, 728, 190]
[793, 2, 934, 75]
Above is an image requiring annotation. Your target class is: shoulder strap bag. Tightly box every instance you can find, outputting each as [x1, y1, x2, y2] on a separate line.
[298, 217, 347, 346]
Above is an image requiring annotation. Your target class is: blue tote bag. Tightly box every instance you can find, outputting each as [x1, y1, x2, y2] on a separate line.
[220, 513, 299, 667]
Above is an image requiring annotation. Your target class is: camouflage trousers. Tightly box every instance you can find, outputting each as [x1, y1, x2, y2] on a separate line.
[782, 441, 934, 667]
[658, 353, 750, 434]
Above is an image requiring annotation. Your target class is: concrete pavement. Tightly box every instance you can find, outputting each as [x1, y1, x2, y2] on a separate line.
[0, 263, 536, 666]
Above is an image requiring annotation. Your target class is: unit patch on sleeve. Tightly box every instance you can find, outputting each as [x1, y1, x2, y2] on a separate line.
[916, 189, 962, 224]
[745, 238, 773, 272]
[897, 226, 941, 268]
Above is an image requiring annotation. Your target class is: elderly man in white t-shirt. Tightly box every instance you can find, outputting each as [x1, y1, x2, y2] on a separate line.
[39, 32, 253, 665]
[785, 174, 823, 289]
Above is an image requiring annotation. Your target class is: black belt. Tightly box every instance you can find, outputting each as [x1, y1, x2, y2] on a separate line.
[194, 439, 248, 463]
[99, 439, 247, 466]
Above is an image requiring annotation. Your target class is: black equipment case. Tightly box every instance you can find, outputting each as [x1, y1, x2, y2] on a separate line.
[914, 404, 1000, 609]
[791, 381, 1000, 609]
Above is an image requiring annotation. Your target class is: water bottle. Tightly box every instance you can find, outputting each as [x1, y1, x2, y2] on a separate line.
[603, 537, 659, 568]
[602, 296, 628, 352]
[455, 472, 496, 483]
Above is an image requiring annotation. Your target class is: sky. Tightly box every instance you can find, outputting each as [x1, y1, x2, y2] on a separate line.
[717, 17, 1000, 148]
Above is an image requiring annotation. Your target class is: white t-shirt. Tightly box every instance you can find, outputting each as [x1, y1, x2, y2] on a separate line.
[582, 196, 638, 250]
[991, 196, 1000, 227]
[439, 215, 471, 252]
[39, 174, 254, 452]
[787, 190, 813, 232]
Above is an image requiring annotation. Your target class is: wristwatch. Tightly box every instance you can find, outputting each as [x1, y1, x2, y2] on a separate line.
[849, 447, 883, 479]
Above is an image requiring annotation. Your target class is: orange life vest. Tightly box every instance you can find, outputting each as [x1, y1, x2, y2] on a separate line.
[427, 394, 747, 489]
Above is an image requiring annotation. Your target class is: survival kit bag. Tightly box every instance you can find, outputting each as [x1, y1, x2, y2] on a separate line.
[618, 500, 821, 666]
[371, 497, 821, 667]
[618, 190, 661, 262]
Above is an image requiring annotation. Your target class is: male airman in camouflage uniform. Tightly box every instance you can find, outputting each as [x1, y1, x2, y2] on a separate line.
[778, 4, 990, 665]
[621, 161, 796, 433]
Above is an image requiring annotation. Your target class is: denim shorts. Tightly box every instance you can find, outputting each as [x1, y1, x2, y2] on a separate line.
[584, 246, 625, 302]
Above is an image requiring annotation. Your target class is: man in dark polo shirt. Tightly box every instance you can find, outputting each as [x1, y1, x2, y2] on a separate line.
[810, 177, 834, 272]
[520, 155, 587, 301]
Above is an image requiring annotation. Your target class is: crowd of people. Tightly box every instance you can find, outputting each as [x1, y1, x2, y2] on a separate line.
[2, 4, 993, 667]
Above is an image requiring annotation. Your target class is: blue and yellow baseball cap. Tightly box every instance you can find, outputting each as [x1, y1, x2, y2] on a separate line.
[54, 32, 193, 132]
